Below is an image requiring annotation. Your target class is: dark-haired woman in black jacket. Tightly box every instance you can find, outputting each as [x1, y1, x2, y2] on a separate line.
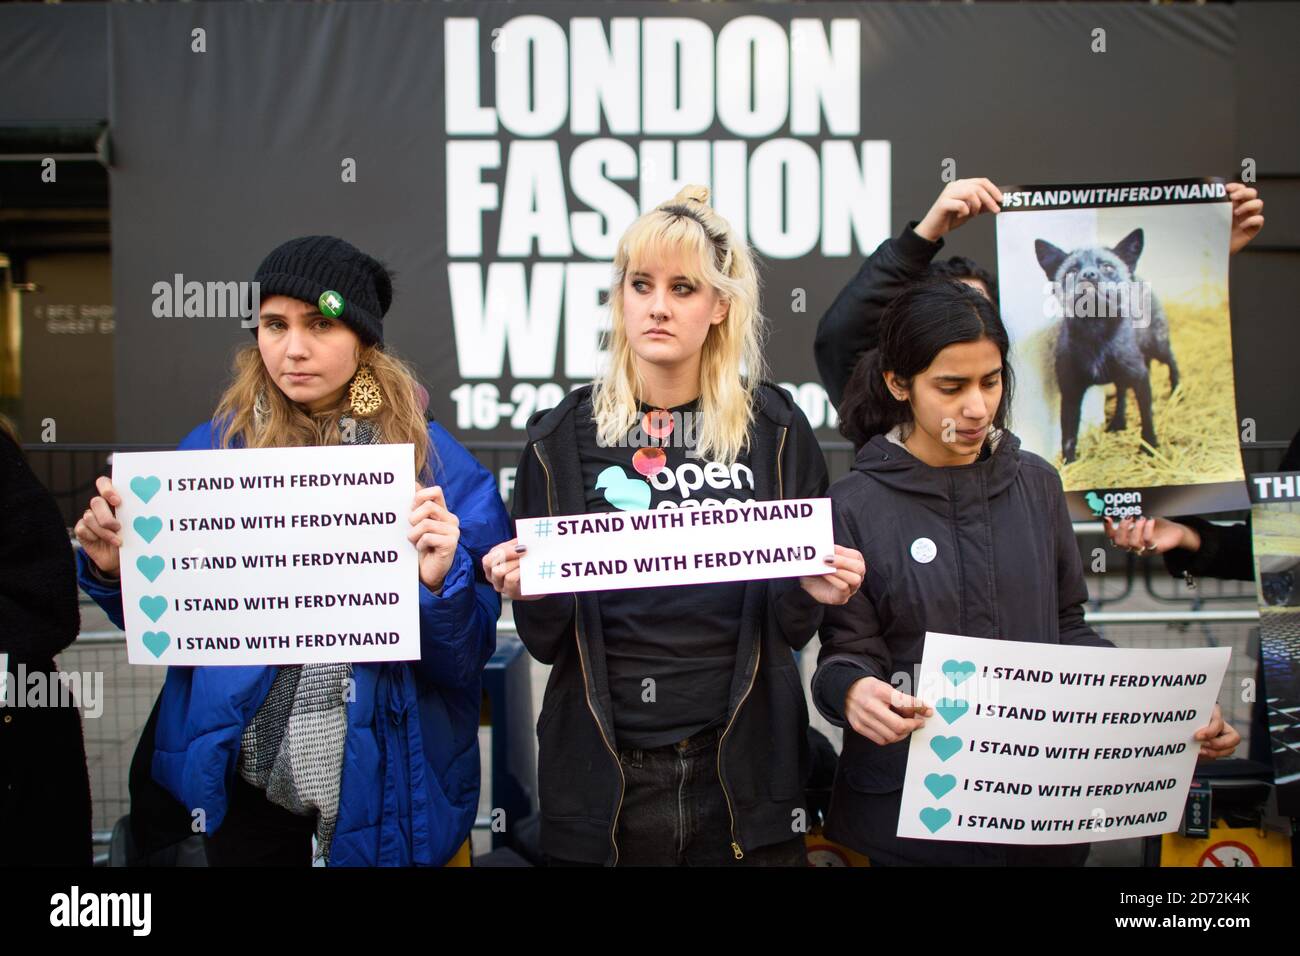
[812, 280, 1240, 866]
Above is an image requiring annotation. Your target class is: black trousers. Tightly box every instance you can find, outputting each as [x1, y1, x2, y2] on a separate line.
[550, 726, 808, 867]
[203, 774, 316, 867]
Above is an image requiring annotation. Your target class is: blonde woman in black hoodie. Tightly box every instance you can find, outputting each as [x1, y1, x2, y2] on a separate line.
[482, 186, 865, 866]
[812, 279, 1239, 866]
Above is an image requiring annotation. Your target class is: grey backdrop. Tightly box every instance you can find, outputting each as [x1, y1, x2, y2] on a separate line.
[9, 2, 1297, 446]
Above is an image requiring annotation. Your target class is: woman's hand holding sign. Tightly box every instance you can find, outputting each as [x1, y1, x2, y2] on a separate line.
[482, 538, 543, 602]
[844, 676, 934, 746]
[1194, 703, 1240, 761]
[914, 178, 1003, 242]
[1226, 182, 1264, 255]
[75, 476, 124, 575]
[1103, 515, 1200, 556]
[409, 484, 460, 594]
[799, 544, 866, 606]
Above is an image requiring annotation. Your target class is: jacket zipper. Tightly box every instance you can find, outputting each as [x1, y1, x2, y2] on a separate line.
[532, 443, 626, 866]
[715, 424, 788, 860]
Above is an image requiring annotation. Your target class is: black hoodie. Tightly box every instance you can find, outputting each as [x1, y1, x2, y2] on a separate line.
[510, 383, 829, 865]
[812, 428, 1112, 865]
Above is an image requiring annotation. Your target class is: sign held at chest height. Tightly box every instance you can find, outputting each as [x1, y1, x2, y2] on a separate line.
[515, 498, 834, 595]
[112, 443, 421, 666]
[898, 632, 1230, 845]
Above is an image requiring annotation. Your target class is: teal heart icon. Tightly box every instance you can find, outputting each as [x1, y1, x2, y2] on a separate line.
[142, 631, 170, 658]
[924, 773, 957, 800]
[136, 555, 165, 583]
[919, 807, 952, 834]
[935, 698, 969, 725]
[942, 659, 976, 686]
[139, 595, 168, 622]
[134, 516, 163, 543]
[130, 475, 161, 504]
[930, 735, 962, 761]
[595, 466, 651, 511]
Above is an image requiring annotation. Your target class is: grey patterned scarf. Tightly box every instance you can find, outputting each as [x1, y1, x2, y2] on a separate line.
[237, 412, 379, 862]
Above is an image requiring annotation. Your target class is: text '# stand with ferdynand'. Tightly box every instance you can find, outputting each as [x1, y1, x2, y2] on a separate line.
[516, 498, 834, 595]
[113, 443, 419, 666]
[898, 632, 1230, 844]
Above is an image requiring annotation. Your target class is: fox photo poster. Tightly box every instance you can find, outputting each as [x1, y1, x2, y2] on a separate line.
[995, 177, 1248, 521]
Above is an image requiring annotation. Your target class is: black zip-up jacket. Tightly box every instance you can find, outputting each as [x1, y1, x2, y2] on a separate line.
[814, 222, 944, 408]
[812, 429, 1112, 865]
[510, 383, 829, 865]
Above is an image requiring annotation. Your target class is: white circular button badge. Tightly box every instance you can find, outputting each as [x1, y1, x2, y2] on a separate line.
[910, 537, 938, 564]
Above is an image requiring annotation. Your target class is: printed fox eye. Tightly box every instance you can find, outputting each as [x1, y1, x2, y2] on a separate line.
[1101, 262, 1116, 275]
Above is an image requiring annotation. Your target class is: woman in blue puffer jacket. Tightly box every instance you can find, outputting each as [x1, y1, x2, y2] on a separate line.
[74, 236, 509, 866]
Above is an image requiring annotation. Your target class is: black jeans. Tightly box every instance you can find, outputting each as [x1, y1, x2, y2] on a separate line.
[203, 774, 315, 867]
[556, 725, 806, 867]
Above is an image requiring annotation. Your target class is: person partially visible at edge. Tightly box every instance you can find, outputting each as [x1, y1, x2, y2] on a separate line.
[813, 279, 1239, 866]
[815, 179, 1265, 414]
[0, 414, 93, 866]
[482, 185, 867, 866]
[73, 236, 510, 866]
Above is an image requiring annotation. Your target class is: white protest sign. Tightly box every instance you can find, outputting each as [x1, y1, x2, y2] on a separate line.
[898, 632, 1230, 844]
[112, 444, 420, 666]
[516, 498, 834, 595]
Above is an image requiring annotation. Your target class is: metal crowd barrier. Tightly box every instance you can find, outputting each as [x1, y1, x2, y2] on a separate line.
[24, 438, 1280, 863]
[65, 608, 1261, 864]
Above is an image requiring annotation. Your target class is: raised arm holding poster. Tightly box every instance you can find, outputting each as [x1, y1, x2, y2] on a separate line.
[995, 178, 1248, 520]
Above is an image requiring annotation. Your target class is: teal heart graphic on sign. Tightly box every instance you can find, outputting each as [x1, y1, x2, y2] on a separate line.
[136, 555, 165, 583]
[130, 475, 161, 504]
[139, 595, 167, 622]
[920, 807, 952, 834]
[930, 735, 962, 761]
[924, 773, 957, 800]
[142, 631, 170, 658]
[935, 698, 969, 725]
[594, 466, 651, 511]
[134, 516, 163, 543]
[942, 659, 976, 686]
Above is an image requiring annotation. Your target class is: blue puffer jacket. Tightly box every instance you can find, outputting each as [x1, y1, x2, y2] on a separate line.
[76, 419, 510, 866]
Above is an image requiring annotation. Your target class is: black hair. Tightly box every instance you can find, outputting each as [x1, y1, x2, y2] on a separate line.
[927, 255, 998, 303]
[838, 279, 1015, 450]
